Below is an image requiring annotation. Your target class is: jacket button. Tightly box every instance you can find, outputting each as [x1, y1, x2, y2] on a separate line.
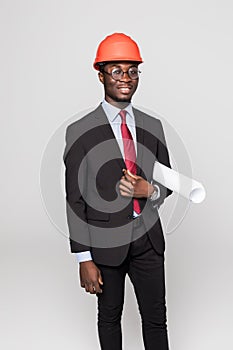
[127, 214, 132, 220]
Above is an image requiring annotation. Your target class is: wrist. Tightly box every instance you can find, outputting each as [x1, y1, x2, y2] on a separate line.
[148, 183, 155, 198]
[80, 260, 93, 265]
[148, 184, 159, 201]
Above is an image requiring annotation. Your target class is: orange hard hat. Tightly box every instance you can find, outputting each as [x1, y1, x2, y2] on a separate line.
[93, 33, 143, 70]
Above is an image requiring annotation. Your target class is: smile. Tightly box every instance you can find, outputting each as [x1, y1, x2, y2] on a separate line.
[118, 87, 132, 93]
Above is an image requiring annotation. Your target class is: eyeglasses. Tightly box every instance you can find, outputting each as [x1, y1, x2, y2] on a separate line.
[102, 67, 141, 81]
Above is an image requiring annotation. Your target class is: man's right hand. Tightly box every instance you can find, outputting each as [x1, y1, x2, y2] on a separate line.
[79, 261, 103, 295]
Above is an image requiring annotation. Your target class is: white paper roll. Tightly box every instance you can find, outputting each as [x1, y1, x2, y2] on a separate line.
[152, 161, 206, 203]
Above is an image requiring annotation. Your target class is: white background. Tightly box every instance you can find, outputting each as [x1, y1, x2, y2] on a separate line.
[1, 0, 232, 349]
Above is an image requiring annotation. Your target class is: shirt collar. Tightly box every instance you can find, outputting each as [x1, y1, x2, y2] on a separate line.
[101, 99, 134, 122]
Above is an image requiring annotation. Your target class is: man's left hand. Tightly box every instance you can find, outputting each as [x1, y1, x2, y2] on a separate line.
[119, 169, 155, 199]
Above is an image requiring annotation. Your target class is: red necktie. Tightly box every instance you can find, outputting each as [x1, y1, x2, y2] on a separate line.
[119, 110, 141, 214]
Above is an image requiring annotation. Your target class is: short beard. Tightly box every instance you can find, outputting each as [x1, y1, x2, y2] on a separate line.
[114, 96, 131, 103]
[109, 96, 132, 109]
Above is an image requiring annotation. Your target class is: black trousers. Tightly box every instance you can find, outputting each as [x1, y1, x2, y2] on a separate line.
[96, 222, 169, 350]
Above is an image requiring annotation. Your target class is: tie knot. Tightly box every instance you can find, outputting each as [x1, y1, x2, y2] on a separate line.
[119, 110, 127, 124]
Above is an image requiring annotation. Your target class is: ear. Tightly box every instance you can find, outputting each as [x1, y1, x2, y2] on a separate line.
[98, 72, 104, 84]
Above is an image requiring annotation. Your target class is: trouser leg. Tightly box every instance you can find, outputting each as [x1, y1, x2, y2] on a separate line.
[128, 233, 169, 350]
[96, 261, 128, 350]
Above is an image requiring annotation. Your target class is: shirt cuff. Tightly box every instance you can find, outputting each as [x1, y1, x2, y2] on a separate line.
[75, 251, 93, 263]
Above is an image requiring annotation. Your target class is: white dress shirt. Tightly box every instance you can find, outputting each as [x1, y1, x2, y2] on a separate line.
[75, 100, 160, 263]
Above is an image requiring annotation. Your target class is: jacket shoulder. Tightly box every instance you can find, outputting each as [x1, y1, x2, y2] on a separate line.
[66, 105, 102, 131]
[63, 105, 103, 160]
[133, 107, 164, 136]
[65, 104, 105, 140]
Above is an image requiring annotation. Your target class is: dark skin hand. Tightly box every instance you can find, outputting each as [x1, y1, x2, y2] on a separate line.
[80, 261, 103, 295]
[119, 169, 155, 198]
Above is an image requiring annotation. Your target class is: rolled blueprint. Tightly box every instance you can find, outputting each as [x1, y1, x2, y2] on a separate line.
[152, 161, 206, 203]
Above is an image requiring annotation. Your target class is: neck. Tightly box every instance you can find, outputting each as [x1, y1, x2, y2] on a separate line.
[104, 97, 131, 109]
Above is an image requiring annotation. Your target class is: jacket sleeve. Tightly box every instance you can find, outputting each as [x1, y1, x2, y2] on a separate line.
[63, 124, 91, 253]
[151, 120, 173, 208]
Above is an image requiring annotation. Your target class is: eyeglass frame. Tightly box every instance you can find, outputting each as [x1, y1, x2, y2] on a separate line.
[101, 66, 142, 81]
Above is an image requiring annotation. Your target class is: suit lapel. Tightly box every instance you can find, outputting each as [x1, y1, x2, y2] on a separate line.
[133, 107, 144, 176]
[94, 104, 126, 171]
[94, 104, 145, 176]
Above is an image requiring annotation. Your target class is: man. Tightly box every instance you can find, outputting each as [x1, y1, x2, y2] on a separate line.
[63, 33, 173, 350]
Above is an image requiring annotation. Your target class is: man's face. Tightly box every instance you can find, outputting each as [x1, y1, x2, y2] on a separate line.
[98, 62, 140, 105]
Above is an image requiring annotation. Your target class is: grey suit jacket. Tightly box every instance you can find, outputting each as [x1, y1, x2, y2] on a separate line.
[63, 104, 172, 266]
